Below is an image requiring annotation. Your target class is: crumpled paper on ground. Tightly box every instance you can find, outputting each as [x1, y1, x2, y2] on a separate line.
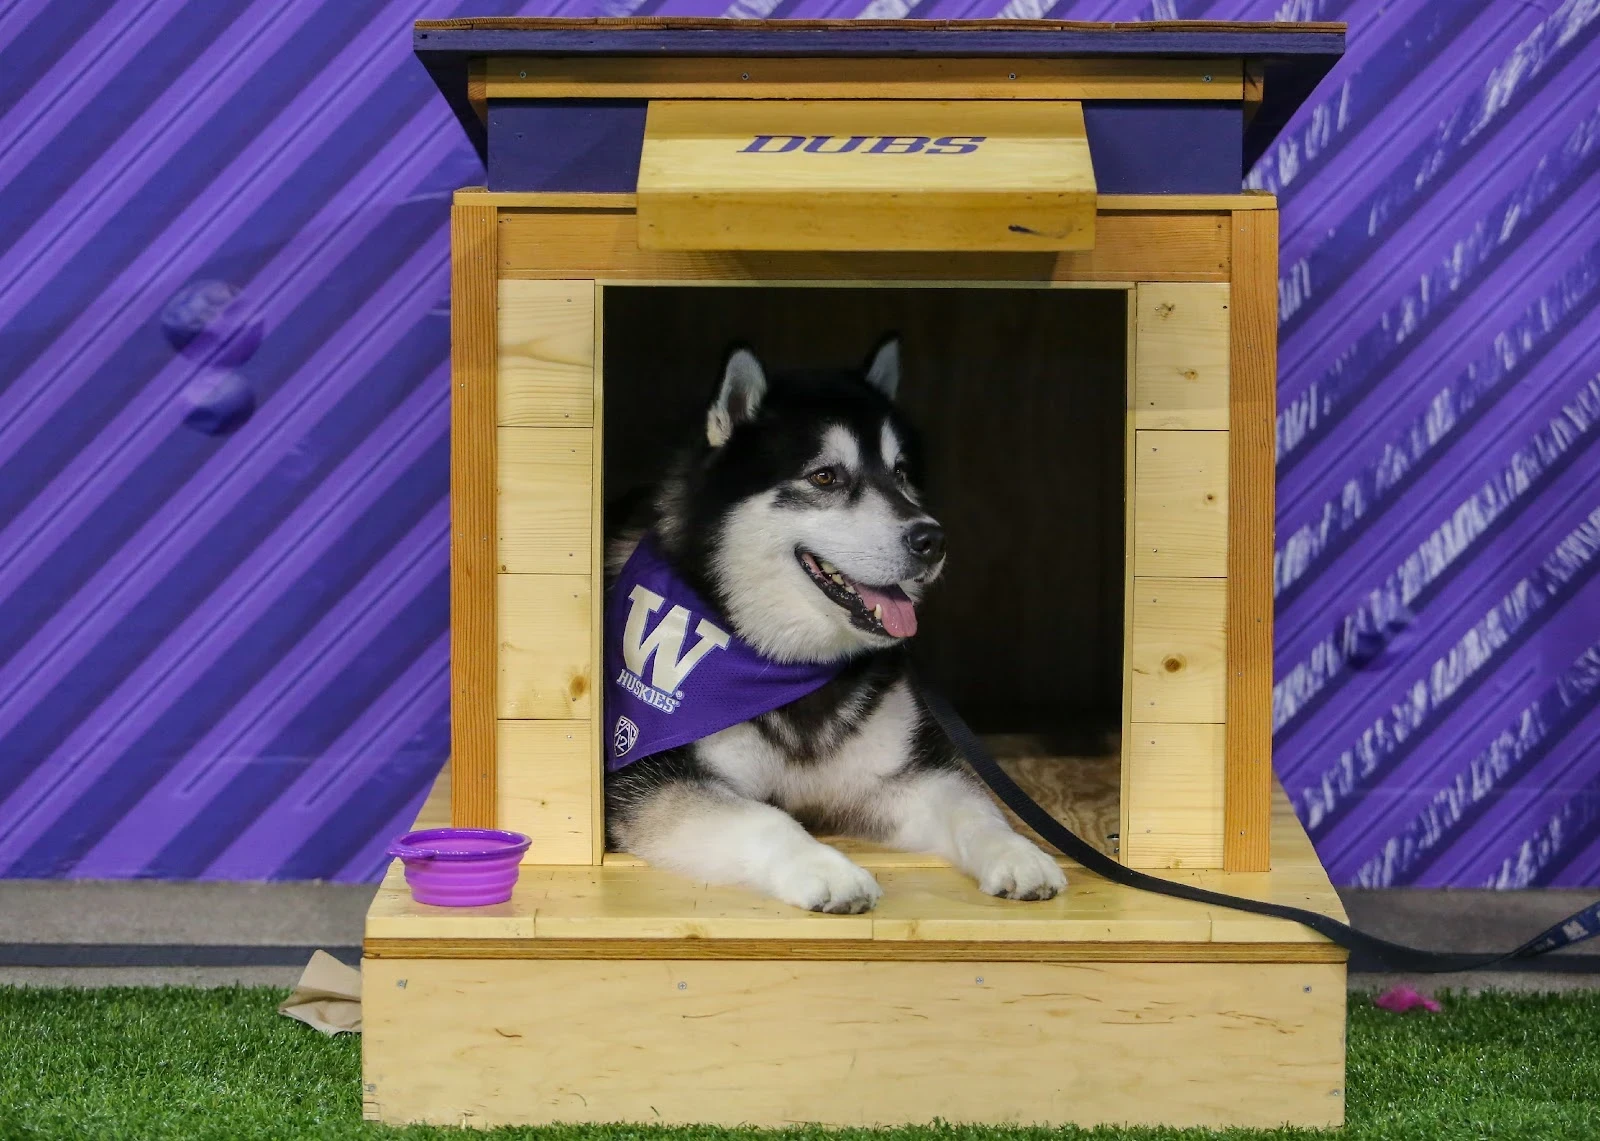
[277, 950, 362, 1035]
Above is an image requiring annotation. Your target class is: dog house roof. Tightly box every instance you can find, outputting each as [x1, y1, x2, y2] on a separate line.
[416, 18, 1345, 174]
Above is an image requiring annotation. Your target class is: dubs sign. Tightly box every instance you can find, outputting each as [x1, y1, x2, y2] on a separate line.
[740, 134, 987, 155]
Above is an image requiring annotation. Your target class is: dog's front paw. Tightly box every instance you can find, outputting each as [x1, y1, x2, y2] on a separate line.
[771, 846, 882, 914]
[973, 834, 1068, 901]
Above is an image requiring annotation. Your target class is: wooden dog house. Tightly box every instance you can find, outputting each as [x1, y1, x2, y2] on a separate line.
[364, 18, 1350, 1131]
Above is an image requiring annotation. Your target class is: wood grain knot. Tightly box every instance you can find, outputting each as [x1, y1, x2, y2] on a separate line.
[569, 675, 588, 699]
[1155, 302, 1176, 318]
[1162, 655, 1185, 674]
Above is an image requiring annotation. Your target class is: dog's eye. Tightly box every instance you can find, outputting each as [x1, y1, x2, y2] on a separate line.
[893, 461, 912, 485]
[807, 467, 841, 488]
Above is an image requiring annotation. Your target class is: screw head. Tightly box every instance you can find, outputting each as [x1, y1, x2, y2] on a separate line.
[677, 981, 687, 990]
[975, 976, 985, 984]
[518, 70, 527, 78]
[1202, 74, 1213, 82]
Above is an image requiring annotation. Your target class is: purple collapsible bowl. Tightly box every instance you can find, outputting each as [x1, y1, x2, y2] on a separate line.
[387, 828, 532, 907]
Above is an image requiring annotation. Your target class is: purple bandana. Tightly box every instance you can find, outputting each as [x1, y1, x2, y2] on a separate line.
[604, 537, 844, 770]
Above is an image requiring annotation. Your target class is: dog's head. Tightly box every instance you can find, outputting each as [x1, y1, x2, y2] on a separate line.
[659, 337, 945, 664]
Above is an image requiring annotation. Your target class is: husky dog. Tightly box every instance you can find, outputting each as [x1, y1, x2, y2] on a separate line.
[604, 338, 1066, 914]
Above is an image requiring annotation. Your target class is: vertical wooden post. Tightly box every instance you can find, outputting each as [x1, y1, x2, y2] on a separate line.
[1223, 208, 1277, 870]
[450, 203, 499, 828]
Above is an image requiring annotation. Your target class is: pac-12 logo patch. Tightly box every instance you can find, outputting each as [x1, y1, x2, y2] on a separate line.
[613, 715, 640, 758]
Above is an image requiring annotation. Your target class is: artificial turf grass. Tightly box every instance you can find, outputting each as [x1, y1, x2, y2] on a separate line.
[0, 987, 1597, 1140]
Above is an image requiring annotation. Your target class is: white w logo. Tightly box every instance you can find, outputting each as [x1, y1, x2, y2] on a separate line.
[621, 586, 732, 691]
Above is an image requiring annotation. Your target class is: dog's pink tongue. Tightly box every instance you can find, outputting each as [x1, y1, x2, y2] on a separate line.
[853, 581, 918, 638]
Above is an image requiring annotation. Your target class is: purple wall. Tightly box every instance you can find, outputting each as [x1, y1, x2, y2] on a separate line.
[0, 0, 1595, 887]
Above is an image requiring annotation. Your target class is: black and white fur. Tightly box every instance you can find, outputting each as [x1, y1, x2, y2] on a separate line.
[605, 338, 1066, 914]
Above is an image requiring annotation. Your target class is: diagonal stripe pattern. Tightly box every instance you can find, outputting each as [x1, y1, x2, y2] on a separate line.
[0, 0, 1594, 888]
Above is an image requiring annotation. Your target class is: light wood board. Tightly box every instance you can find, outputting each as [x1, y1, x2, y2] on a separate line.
[1129, 577, 1227, 724]
[1224, 208, 1278, 871]
[496, 427, 593, 573]
[498, 208, 1230, 282]
[496, 574, 592, 719]
[497, 279, 595, 426]
[1133, 282, 1230, 429]
[498, 720, 594, 865]
[638, 100, 1096, 252]
[1123, 723, 1225, 869]
[485, 55, 1244, 101]
[365, 782, 1345, 952]
[362, 957, 1344, 1128]
[1131, 429, 1228, 577]
[449, 204, 499, 828]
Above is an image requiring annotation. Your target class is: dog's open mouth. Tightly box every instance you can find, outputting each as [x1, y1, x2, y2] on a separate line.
[798, 551, 918, 638]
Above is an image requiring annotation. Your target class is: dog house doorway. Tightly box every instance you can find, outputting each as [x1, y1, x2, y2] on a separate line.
[601, 285, 1129, 850]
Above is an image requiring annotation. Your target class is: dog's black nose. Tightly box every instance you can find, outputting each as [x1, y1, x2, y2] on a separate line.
[905, 522, 945, 563]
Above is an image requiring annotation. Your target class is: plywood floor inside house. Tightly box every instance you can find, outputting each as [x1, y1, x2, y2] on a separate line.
[373, 742, 1345, 959]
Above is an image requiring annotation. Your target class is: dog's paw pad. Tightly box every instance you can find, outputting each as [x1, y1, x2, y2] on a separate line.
[773, 847, 882, 914]
[975, 836, 1068, 902]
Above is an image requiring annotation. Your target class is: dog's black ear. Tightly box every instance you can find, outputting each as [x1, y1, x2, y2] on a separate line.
[708, 346, 767, 446]
[863, 335, 900, 400]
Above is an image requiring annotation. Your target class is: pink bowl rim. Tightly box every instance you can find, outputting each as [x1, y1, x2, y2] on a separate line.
[388, 827, 532, 861]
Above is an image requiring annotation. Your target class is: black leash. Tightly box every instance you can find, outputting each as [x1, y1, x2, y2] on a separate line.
[918, 681, 1600, 974]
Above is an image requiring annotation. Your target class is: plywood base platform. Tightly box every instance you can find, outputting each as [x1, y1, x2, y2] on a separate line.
[363, 957, 1344, 1129]
[363, 781, 1346, 1128]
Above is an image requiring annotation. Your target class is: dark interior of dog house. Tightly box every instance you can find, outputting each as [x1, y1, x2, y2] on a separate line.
[602, 286, 1128, 758]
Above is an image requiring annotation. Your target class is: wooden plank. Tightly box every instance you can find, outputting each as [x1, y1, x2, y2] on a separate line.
[364, 938, 1346, 963]
[496, 427, 592, 573]
[367, 861, 539, 941]
[1225, 208, 1278, 872]
[1120, 292, 1139, 864]
[499, 208, 1230, 283]
[589, 286, 606, 864]
[499, 720, 594, 864]
[369, 776, 1342, 948]
[362, 957, 1345, 1128]
[1203, 785, 1349, 941]
[365, 782, 1345, 950]
[1098, 193, 1276, 211]
[449, 204, 498, 829]
[638, 100, 1095, 253]
[496, 279, 595, 426]
[532, 865, 877, 940]
[1129, 577, 1226, 724]
[485, 55, 1243, 101]
[1131, 430, 1228, 577]
[456, 188, 638, 208]
[1123, 723, 1225, 870]
[457, 188, 1277, 213]
[496, 574, 592, 719]
[869, 868, 1210, 943]
[1133, 282, 1230, 429]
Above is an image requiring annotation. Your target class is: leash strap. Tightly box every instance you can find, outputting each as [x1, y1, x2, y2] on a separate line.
[917, 680, 1600, 973]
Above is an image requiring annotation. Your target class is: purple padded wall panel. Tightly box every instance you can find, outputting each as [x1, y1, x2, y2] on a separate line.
[484, 100, 1242, 193]
[1082, 102, 1241, 193]
[0, 0, 1596, 889]
[488, 100, 647, 192]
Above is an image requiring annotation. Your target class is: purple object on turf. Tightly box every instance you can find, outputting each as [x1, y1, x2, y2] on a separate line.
[386, 828, 531, 906]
